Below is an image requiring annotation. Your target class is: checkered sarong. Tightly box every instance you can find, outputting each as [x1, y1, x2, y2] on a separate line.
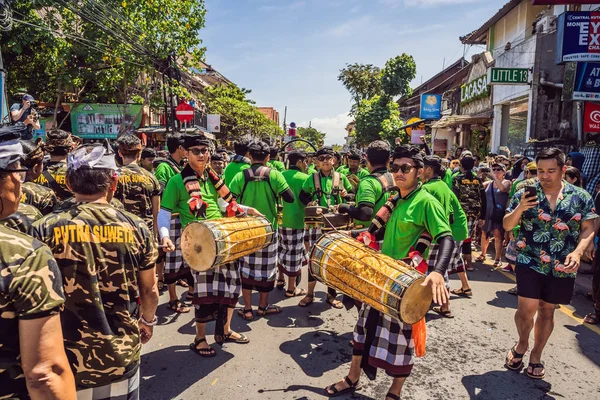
[164, 217, 184, 275]
[239, 239, 278, 285]
[353, 304, 414, 376]
[581, 146, 600, 192]
[427, 240, 464, 275]
[278, 228, 306, 276]
[192, 262, 240, 306]
[466, 217, 478, 238]
[77, 367, 139, 400]
[304, 227, 322, 246]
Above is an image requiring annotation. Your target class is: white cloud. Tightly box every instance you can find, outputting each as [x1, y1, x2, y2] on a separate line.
[300, 113, 353, 146]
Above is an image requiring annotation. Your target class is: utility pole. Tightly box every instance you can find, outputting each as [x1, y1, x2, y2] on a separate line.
[282, 106, 287, 136]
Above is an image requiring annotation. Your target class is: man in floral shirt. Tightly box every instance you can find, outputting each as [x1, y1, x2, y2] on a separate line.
[503, 148, 597, 380]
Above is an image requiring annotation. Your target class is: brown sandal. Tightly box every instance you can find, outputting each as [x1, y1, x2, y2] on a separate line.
[168, 300, 190, 313]
[285, 288, 307, 298]
[257, 304, 282, 316]
[584, 308, 600, 325]
[327, 295, 343, 309]
[298, 294, 314, 307]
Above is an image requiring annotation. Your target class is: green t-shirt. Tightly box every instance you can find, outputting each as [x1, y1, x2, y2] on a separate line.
[154, 157, 182, 189]
[381, 184, 452, 260]
[354, 168, 391, 227]
[338, 165, 370, 180]
[224, 160, 250, 186]
[423, 178, 468, 241]
[161, 173, 222, 228]
[281, 167, 309, 229]
[301, 171, 353, 208]
[509, 179, 523, 199]
[307, 164, 317, 175]
[229, 164, 290, 229]
[443, 168, 454, 188]
[267, 160, 286, 172]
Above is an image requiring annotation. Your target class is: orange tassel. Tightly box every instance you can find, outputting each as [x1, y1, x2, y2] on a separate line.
[412, 317, 426, 357]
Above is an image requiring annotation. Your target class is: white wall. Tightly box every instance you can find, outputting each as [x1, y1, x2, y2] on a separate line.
[492, 34, 535, 106]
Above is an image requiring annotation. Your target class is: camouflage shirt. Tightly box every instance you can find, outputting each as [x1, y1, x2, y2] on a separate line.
[34, 161, 72, 201]
[31, 202, 158, 388]
[452, 172, 486, 219]
[115, 163, 161, 230]
[21, 181, 58, 215]
[55, 196, 125, 212]
[0, 225, 65, 399]
[0, 203, 43, 234]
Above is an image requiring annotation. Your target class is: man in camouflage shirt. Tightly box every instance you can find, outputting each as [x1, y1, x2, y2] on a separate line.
[0, 124, 76, 399]
[115, 135, 161, 233]
[20, 138, 58, 215]
[31, 141, 159, 399]
[34, 129, 79, 201]
[0, 202, 42, 234]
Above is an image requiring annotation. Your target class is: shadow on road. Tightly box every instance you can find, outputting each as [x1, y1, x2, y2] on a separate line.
[462, 370, 556, 399]
[279, 329, 354, 378]
[257, 384, 377, 400]
[140, 345, 233, 400]
[486, 290, 518, 310]
[564, 324, 600, 367]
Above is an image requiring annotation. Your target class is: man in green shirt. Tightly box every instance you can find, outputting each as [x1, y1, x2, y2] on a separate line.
[298, 146, 352, 309]
[267, 146, 286, 172]
[422, 155, 471, 318]
[229, 141, 294, 319]
[325, 145, 454, 399]
[338, 150, 369, 192]
[223, 140, 251, 186]
[160, 134, 254, 357]
[306, 152, 318, 175]
[276, 150, 309, 297]
[154, 133, 185, 191]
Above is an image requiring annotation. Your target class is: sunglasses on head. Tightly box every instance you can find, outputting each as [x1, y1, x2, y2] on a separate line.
[189, 148, 209, 156]
[390, 163, 415, 174]
[317, 155, 332, 162]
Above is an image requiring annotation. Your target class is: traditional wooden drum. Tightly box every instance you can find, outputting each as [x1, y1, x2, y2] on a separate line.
[321, 213, 353, 232]
[304, 205, 329, 226]
[181, 216, 274, 272]
[310, 232, 432, 324]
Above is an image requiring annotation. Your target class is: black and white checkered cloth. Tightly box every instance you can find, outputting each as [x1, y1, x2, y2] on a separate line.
[192, 262, 241, 306]
[239, 239, 279, 284]
[77, 368, 139, 400]
[278, 228, 306, 276]
[353, 304, 414, 376]
[466, 217, 478, 238]
[304, 227, 322, 246]
[427, 240, 464, 275]
[164, 217, 184, 275]
[581, 146, 600, 193]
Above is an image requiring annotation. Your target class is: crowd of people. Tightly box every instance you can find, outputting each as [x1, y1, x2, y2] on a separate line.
[1, 117, 599, 400]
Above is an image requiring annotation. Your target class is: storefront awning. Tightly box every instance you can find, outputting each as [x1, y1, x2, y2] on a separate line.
[431, 114, 492, 129]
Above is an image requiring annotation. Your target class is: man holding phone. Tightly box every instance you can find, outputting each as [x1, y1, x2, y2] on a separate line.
[503, 148, 597, 380]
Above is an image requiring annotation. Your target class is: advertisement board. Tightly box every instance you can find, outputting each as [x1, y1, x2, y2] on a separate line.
[207, 114, 221, 133]
[461, 75, 490, 105]
[584, 101, 600, 132]
[70, 103, 143, 139]
[556, 12, 600, 63]
[574, 62, 600, 100]
[419, 94, 442, 119]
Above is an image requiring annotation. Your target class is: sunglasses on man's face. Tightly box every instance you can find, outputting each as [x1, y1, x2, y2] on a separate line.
[189, 148, 209, 156]
[317, 155, 332, 162]
[390, 163, 415, 174]
[492, 168, 504, 172]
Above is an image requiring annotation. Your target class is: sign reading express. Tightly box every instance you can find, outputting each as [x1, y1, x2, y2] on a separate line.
[557, 12, 600, 62]
[461, 75, 489, 105]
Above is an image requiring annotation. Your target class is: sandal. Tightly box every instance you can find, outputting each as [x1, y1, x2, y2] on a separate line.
[298, 294, 314, 307]
[493, 259, 502, 268]
[224, 331, 250, 344]
[386, 393, 400, 400]
[324, 376, 361, 397]
[167, 299, 190, 313]
[256, 304, 282, 316]
[432, 306, 454, 318]
[327, 295, 343, 309]
[276, 279, 285, 290]
[237, 308, 254, 321]
[507, 286, 518, 296]
[285, 288, 307, 298]
[189, 338, 217, 358]
[526, 362, 545, 380]
[177, 279, 189, 288]
[186, 292, 195, 300]
[157, 280, 165, 291]
[475, 255, 486, 262]
[504, 344, 525, 371]
[450, 287, 472, 298]
[583, 309, 600, 325]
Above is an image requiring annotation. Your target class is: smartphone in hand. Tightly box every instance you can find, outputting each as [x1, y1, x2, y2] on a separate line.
[525, 185, 536, 199]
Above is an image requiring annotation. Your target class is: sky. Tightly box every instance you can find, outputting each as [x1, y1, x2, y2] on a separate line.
[201, 0, 508, 145]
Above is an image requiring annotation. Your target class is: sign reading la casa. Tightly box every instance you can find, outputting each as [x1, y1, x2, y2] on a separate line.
[461, 75, 489, 105]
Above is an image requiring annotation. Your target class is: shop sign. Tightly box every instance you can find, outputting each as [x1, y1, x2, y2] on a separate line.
[207, 114, 220, 133]
[556, 12, 600, 63]
[584, 102, 600, 132]
[487, 67, 530, 85]
[419, 94, 442, 119]
[461, 75, 489, 105]
[71, 103, 143, 139]
[574, 62, 600, 100]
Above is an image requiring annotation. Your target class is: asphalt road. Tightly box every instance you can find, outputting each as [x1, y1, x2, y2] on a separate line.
[140, 261, 600, 400]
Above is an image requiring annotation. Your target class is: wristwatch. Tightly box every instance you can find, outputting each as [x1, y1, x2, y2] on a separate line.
[139, 314, 158, 327]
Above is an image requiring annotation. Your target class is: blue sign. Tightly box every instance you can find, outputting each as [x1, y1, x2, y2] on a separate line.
[420, 94, 442, 120]
[556, 12, 600, 63]
[574, 62, 600, 100]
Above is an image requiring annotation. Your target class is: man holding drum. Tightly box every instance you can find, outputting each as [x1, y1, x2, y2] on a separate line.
[324, 145, 454, 400]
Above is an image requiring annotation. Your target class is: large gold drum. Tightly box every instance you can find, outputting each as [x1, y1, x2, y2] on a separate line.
[181, 216, 274, 272]
[310, 232, 432, 324]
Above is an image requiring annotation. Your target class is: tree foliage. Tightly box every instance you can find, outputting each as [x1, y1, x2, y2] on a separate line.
[296, 126, 326, 148]
[354, 96, 406, 147]
[337, 63, 381, 115]
[381, 54, 416, 99]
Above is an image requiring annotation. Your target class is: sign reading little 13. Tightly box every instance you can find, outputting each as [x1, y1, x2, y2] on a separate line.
[461, 75, 489, 105]
[487, 68, 530, 85]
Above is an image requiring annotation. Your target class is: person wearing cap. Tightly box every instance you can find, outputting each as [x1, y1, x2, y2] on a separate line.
[267, 146, 286, 172]
[514, 162, 538, 193]
[324, 145, 454, 399]
[31, 141, 159, 398]
[223, 140, 251, 186]
[298, 146, 353, 309]
[422, 155, 470, 319]
[0, 125, 76, 400]
[210, 153, 226, 176]
[338, 150, 369, 191]
[276, 149, 309, 297]
[230, 140, 295, 319]
[140, 147, 157, 173]
[216, 147, 229, 166]
[34, 129, 77, 201]
[114, 135, 161, 235]
[10, 94, 41, 140]
[154, 133, 185, 191]
[333, 151, 342, 170]
[160, 134, 256, 356]
[19, 138, 58, 215]
[307, 152, 318, 175]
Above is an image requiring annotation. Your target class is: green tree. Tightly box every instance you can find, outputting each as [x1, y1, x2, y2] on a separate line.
[337, 63, 382, 115]
[354, 96, 406, 147]
[380, 54, 416, 99]
[297, 126, 326, 148]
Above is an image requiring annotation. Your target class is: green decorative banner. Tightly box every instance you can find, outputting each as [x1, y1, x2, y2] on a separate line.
[71, 103, 143, 139]
[460, 75, 490, 106]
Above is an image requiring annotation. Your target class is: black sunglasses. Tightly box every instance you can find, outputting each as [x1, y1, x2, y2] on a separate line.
[317, 155, 332, 162]
[390, 163, 415, 174]
[189, 148, 209, 156]
[492, 168, 504, 172]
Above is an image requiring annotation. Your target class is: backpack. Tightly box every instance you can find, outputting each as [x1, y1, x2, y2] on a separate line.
[312, 171, 341, 202]
[240, 165, 276, 201]
[369, 171, 397, 204]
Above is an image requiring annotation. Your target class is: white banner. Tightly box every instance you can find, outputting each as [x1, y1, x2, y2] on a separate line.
[207, 114, 220, 133]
